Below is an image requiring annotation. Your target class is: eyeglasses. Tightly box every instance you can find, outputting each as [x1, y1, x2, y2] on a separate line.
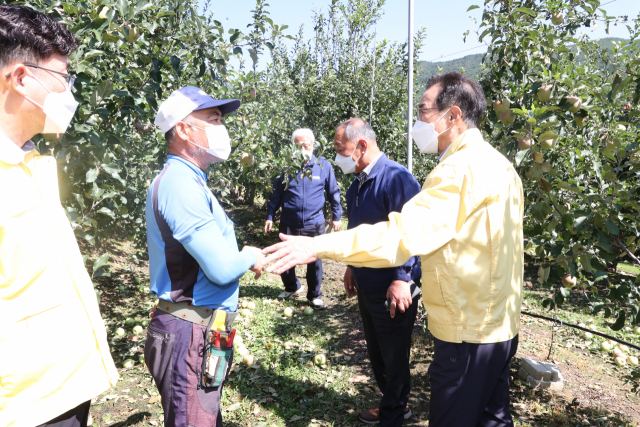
[4, 64, 76, 89]
[417, 107, 439, 115]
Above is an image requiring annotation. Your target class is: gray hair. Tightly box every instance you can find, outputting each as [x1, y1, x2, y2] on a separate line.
[291, 128, 315, 144]
[337, 118, 377, 144]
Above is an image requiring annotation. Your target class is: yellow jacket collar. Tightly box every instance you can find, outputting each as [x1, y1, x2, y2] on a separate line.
[439, 128, 483, 163]
[0, 128, 35, 165]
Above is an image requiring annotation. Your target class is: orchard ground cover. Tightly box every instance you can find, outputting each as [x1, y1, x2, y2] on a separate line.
[86, 206, 640, 427]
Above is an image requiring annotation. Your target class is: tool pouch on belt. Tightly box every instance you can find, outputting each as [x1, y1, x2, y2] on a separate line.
[199, 310, 236, 388]
[201, 333, 233, 388]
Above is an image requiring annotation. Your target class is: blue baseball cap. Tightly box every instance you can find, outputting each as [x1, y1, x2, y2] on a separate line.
[154, 86, 240, 133]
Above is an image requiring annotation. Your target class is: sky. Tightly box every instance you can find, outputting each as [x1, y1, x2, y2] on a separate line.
[207, 0, 639, 67]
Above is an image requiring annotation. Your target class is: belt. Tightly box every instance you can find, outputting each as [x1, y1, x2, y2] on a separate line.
[156, 299, 237, 330]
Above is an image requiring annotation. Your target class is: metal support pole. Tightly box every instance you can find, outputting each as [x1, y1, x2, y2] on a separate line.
[369, 29, 377, 125]
[407, 0, 414, 173]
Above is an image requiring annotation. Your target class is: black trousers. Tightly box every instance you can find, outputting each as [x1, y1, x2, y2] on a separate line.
[428, 334, 519, 427]
[279, 222, 324, 300]
[38, 400, 91, 427]
[357, 289, 420, 427]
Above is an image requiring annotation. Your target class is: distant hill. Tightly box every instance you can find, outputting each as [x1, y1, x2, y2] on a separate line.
[416, 37, 629, 88]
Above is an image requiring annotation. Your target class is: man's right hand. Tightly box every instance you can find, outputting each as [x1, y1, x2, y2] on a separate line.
[243, 246, 265, 279]
[343, 267, 356, 297]
[264, 220, 273, 233]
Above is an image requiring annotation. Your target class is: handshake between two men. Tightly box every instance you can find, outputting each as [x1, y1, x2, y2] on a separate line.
[243, 233, 417, 319]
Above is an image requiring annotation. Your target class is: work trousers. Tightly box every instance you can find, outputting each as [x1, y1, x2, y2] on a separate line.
[279, 222, 324, 300]
[38, 400, 91, 427]
[144, 311, 232, 427]
[428, 334, 519, 427]
[357, 289, 420, 427]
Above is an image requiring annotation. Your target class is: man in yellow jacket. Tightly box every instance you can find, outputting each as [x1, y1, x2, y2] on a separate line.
[263, 71, 524, 426]
[0, 5, 118, 427]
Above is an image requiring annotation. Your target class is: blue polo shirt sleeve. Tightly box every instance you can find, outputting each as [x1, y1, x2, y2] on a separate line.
[384, 169, 422, 282]
[324, 162, 342, 221]
[161, 176, 256, 286]
[266, 173, 285, 221]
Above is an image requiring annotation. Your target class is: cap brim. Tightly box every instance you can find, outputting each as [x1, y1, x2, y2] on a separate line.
[195, 99, 241, 116]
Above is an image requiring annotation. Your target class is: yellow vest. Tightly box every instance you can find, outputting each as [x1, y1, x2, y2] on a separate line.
[314, 129, 524, 343]
[0, 145, 118, 426]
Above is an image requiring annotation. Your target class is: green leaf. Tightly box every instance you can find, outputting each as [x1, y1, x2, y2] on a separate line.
[116, 0, 129, 17]
[93, 254, 110, 273]
[515, 149, 528, 165]
[604, 220, 619, 235]
[247, 48, 259, 66]
[98, 207, 116, 218]
[134, 0, 153, 15]
[515, 7, 536, 17]
[86, 169, 99, 183]
[467, 5, 480, 11]
[610, 310, 626, 331]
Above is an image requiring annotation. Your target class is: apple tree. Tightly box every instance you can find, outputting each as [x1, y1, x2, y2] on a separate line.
[471, 0, 640, 328]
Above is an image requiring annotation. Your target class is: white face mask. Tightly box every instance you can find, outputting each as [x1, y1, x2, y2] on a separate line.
[24, 70, 79, 134]
[186, 123, 231, 163]
[334, 143, 362, 174]
[293, 148, 313, 160]
[411, 108, 452, 154]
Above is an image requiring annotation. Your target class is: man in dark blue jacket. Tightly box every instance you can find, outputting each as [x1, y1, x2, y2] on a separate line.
[334, 118, 422, 427]
[265, 128, 342, 309]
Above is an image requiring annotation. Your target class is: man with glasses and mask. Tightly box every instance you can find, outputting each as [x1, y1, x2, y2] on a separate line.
[145, 87, 266, 426]
[264, 128, 342, 309]
[0, 5, 118, 427]
[334, 118, 421, 426]
[262, 72, 524, 427]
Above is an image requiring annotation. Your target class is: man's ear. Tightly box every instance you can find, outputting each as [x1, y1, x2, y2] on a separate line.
[450, 106, 463, 122]
[7, 64, 30, 97]
[358, 139, 368, 154]
[174, 121, 191, 141]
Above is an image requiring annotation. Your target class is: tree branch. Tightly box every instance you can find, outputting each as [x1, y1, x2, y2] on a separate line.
[614, 236, 640, 265]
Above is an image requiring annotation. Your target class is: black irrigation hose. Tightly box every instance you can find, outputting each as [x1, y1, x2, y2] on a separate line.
[521, 310, 640, 352]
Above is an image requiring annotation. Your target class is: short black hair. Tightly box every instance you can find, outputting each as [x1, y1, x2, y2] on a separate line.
[0, 5, 79, 69]
[425, 71, 487, 128]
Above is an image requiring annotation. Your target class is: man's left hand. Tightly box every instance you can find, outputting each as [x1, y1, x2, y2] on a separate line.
[332, 220, 342, 232]
[387, 280, 412, 318]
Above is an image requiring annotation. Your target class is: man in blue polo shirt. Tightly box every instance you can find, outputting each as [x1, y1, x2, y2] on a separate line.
[265, 128, 342, 309]
[334, 118, 422, 427]
[144, 86, 264, 427]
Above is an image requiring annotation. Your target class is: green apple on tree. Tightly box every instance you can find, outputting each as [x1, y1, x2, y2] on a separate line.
[537, 84, 553, 101]
[551, 12, 565, 25]
[562, 274, 577, 288]
[493, 98, 511, 113]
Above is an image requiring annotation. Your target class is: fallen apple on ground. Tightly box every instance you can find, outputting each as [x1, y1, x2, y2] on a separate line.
[304, 307, 314, 316]
[314, 354, 327, 366]
[628, 356, 639, 366]
[600, 341, 612, 351]
[614, 356, 626, 367]
[132, 325, 144, 335]
[243, 354, 254, 367]
[115, 328, 126, 337]
[284, 307, 293, 317]
[236, 345, 249, 356]
[123, 359, 135, 368]
[247, 301, 256, 310]
[582, 332, 593, 340]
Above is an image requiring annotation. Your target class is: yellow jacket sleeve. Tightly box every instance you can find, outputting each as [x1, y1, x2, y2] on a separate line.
[314, 163, 471, 267]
